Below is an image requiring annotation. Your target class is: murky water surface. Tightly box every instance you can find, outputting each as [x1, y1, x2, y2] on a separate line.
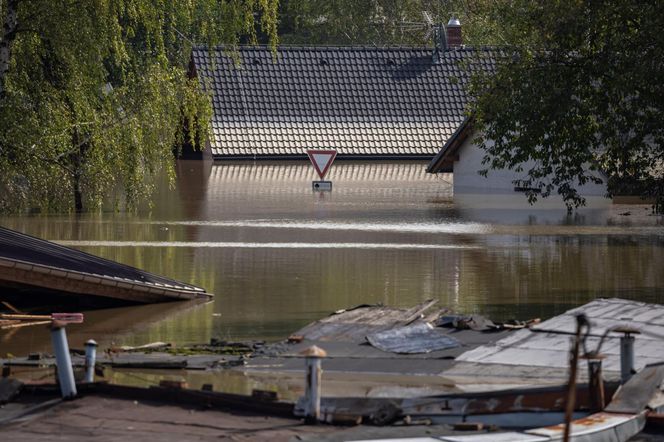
[1, 161, 663, 356]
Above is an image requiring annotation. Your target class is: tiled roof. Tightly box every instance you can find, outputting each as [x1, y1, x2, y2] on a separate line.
[191, 46, 498, 159]
[426, 117, 473, 173]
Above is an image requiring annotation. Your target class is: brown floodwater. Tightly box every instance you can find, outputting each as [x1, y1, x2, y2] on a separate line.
[1, 160, 663, 357]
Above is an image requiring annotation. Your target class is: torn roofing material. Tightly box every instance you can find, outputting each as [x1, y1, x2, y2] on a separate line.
[367, 322, 461, 354]
[291, 299, 444, 343]
[255, 300, 512, 380]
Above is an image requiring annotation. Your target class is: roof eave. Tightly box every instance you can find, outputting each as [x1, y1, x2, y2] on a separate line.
[426, 117, 474, 173]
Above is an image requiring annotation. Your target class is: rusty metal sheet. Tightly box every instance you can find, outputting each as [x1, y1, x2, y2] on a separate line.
[526, 411, 646, 441]
[401, 383, 619, 417]
[366, 323, 461, 354]
[435, 412, 646, 442]
[347, 438, 443, 442]
[439, 433, 549, 441]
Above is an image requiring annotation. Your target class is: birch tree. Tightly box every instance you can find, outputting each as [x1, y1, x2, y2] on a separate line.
[0, 0, 278, 212]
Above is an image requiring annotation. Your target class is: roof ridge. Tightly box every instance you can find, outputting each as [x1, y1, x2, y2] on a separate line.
[192, 44, 504, 52]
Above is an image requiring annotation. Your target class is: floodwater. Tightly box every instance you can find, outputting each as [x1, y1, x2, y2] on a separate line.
[1, 160, 663, 357]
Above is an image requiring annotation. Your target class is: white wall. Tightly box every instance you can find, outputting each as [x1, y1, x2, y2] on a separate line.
[453, 134, 610, 209]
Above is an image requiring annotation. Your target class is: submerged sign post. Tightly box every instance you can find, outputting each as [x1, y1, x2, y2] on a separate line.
[306, 149, 337, 191]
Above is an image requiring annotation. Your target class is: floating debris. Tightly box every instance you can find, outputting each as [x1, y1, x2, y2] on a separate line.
[366, 323, 461, 354]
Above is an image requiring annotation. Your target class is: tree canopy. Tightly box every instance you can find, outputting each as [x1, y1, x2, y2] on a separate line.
[278, 0, 502, 46]
[0, 0, 278, 212]
[3, 0, 661, 213]
[468, 0, 664, 211]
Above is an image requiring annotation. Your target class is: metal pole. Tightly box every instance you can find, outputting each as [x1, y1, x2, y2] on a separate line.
[84, 339, 98, 383]
[564, 315, 587, 442]
[620, 333, 635, 384]
[50, 322, 77, 399]
[300, 345, 327, 424]
[587, 359, 605, 412]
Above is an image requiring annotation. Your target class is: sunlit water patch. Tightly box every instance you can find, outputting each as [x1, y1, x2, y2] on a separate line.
[56, 240, 483, 250]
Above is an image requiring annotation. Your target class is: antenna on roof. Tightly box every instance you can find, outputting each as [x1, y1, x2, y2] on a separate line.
[395, 11, 447, 63]
[343, 31, 353, 43]
[422, 11, 434, 26]
[421, 11, 448, 63]
[172, 26, 194, 45]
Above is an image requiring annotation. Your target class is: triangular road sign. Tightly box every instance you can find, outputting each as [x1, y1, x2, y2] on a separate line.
[306, 149, 337, 179]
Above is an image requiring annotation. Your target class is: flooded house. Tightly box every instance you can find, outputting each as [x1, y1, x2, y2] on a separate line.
[186, 20, 498, 160]
[426, 118, 611, 212]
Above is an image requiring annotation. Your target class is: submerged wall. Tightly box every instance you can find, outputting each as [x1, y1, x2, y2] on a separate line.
[453, 136, 609, 205]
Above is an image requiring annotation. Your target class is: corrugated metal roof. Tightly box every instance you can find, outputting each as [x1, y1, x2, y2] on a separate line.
[452, 298, 664, 379]
[191, 46, 499, 158]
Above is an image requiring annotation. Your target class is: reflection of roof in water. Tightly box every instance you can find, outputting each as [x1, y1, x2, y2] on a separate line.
[209, 162, 452, 183]
[191, 46, 499, 158]
[203, 163, 453, 202]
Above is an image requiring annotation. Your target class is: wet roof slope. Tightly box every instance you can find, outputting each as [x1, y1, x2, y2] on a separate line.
[0, 227, 203, 291]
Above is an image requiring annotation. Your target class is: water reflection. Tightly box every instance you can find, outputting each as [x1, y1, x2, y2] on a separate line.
[454, 192, 612, 225]
[1, 300, 213, 355]
[1, 161, 663, 356]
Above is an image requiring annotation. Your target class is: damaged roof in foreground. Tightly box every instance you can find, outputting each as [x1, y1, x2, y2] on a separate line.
[190, 46, 499, 159]
[445, 298, 664, 385]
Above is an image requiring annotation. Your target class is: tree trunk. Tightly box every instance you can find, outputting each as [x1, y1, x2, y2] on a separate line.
[0, 0, 19, 97]
[70, 127, 89, 213]
[73, 172, 83, 213]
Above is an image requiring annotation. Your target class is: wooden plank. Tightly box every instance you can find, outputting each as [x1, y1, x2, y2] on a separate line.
[1, 301, 23, 313]
[605, 364, 664, 414]
[402, 299, 438, 324]
[1, 320, 51, 330]
[0, 314, 51, 321]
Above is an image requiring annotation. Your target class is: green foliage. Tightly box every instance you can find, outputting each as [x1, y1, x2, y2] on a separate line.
[0, 0, 278, 212]
[468, 1, 664, 210]
[278, 0, 504, 46]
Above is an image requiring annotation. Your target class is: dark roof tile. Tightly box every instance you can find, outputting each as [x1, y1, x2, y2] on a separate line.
[192, 46, 498, 158]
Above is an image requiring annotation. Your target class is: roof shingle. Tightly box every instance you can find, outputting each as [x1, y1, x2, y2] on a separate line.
[192, 46, 498, 159]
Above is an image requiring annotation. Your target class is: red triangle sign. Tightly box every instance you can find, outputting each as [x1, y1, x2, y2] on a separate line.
[306, 149, 337, 179]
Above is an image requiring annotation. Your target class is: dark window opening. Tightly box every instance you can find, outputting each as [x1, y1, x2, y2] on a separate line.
[514, 186, 542, 193]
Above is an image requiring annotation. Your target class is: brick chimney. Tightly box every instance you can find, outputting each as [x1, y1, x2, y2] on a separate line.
[446, 17, 462, 48]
